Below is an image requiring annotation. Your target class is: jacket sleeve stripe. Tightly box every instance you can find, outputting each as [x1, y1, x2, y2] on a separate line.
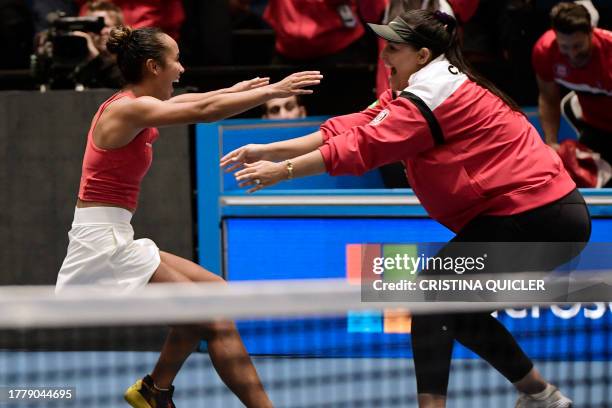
[399, 91, 445, 146]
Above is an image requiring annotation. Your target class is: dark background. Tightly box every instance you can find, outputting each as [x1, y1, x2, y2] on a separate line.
[0, 90, 193, 284]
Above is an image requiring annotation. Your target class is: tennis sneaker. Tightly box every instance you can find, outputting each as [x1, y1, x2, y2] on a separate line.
[124, 374, 176, 408]
[515, 384, 572, 408]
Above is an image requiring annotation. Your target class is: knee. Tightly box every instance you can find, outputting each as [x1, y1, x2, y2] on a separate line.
[192, 269, 227, 284]
[198, 320, 236, 340]
[193, 272, 225, 284]
[210, 274, 226, 284]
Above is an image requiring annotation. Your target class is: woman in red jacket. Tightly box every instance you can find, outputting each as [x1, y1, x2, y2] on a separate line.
[56, 24, 321, 408]
[222, 10, 587, 408]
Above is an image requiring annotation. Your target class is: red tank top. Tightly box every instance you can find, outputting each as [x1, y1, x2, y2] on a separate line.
[78, 91, 159, 210]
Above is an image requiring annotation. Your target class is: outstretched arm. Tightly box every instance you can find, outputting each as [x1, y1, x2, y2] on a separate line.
[263, 131, 325, 160]
[116, 71, 322, 130]
[234, 150, 327, 193]
[231, 95, 434, 192]
[220, 91, 396, 172]
[167, 77, 271, 104]
[220, 131, 324, 173]
[219, 92, 394, 172]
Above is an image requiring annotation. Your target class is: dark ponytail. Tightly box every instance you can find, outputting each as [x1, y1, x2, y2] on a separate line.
[107, 26, 166, 84]
[401, 10, 523, 113]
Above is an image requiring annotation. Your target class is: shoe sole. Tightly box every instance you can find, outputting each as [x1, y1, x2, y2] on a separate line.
[124, 380, 153, 408]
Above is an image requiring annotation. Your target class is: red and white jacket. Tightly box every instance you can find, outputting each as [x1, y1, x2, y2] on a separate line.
[532, 28, 612, 132]
[318, 55, 576, 232]
[264, 0, 386, 60]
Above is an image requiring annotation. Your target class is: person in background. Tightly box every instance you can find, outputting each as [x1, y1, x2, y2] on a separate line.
[532, 2, 612, 186]
[262, 95, 307, 120]
[77, 0, 185, 40]
[263, 0, 386, 65]
[72, 0, 123, 88]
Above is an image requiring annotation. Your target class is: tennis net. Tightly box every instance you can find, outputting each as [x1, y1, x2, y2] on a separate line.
[0, 280, 610, 407]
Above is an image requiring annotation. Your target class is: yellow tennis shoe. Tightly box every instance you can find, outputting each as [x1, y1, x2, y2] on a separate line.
[124, 374, 176, 408]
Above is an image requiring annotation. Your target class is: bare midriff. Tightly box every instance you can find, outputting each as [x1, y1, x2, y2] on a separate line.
[76, 198, 135, 213]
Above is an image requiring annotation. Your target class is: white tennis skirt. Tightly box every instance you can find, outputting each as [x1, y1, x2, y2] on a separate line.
[56, 207, 161, 294]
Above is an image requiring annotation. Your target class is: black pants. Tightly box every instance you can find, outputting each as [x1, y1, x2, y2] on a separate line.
[411, 189, 591, 395]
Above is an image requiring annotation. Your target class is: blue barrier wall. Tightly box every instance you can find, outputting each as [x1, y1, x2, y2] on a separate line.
[195, 116, 612, 359]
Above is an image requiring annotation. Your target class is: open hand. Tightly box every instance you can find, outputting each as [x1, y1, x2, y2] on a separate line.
[220, 144, 268, 173]
[270, 71, 323, 98]
[228, 77, 270, 93]
[234, 161, 287, 193]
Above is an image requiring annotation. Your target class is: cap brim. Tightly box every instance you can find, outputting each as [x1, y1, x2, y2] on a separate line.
[367, 23, 405, 43]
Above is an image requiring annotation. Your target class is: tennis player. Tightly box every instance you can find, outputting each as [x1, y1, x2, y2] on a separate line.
[56, 24, 321, 408]
[222, 10, 588, 408]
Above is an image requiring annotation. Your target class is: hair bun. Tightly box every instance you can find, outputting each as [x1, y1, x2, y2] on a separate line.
[433, 10, 456, 31]
[107, 25, 132, 55]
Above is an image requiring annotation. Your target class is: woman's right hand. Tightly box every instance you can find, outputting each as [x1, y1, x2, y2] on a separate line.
[220, 144, 269, 173]
[228, 77, 270, 93]
[269, 71, 323, 98]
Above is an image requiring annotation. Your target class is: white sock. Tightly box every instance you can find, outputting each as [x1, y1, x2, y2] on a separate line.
[530, 383, 555, 400]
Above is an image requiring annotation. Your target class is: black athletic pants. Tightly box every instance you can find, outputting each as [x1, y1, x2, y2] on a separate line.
[411, 188, 591, 395]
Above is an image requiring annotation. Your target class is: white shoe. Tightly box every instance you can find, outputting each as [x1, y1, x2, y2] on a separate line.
[515, 385, 573, 408]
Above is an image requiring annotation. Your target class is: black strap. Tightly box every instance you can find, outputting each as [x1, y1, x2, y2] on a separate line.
[399, 91, 444, 146]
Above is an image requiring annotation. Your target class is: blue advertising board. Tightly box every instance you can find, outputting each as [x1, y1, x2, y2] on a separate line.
[196, 117, 612, 360]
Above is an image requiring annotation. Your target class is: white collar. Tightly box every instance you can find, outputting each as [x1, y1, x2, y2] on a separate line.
[405, 54, 449, 89]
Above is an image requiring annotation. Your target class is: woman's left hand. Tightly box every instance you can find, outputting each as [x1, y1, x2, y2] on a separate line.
[234, 161, 287, 193]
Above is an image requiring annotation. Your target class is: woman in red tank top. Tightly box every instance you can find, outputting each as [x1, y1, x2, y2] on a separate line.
[57, 24, 322, 408]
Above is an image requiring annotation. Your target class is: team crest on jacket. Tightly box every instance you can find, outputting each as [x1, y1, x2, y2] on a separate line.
[370, 109, 390, 126]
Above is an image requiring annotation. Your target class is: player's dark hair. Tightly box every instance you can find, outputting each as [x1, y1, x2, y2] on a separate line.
[107, 26, 167, 84]
[399, 9, 522, 113]
[551, 2, 592, 35]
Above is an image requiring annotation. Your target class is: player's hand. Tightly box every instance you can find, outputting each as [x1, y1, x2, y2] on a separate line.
[269, 71, 323, 98]
[234, 160, 287, 193]
[220, 144, 268, 173]
[228, 77, 270, 93]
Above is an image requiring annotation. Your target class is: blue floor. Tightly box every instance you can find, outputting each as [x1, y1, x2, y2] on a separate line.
[1, 351, 610, 407]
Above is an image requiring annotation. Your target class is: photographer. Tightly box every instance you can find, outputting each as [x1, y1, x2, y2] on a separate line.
[72, 1, 123, 88]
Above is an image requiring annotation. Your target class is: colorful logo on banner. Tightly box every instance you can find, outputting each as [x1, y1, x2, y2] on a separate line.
[346, 244, 415, 334]
[346, 244, 612, 338]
